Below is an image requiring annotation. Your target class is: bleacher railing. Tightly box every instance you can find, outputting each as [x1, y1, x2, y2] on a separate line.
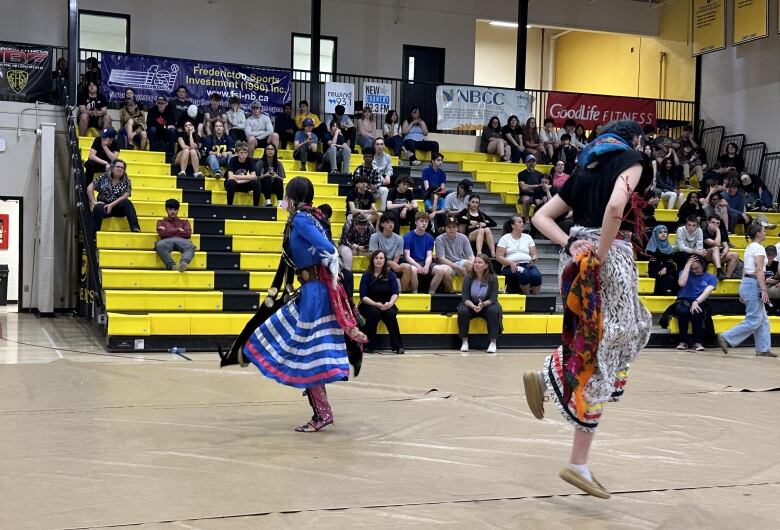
[66, 111, 106, 323]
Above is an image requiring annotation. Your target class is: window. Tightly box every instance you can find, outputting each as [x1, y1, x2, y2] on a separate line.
[291, 34, 337, 81]
[79, 10, 130, 57]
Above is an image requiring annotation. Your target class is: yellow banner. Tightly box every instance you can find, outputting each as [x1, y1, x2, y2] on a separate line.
[733, 0, 768, 44]
[692, 0, 726, 55]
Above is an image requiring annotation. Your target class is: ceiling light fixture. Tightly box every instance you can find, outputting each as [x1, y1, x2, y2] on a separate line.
[489, 21, 519, 28]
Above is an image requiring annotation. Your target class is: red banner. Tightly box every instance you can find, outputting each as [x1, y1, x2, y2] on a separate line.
[545, 92, 656, 130]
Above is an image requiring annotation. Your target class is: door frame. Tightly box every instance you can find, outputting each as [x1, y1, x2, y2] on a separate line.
[0, 195, 23, 311]
[402, 45, 446, 82]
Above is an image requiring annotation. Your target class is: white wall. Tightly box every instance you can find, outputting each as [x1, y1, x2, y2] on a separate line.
[1, 0, 658, 84]
[0, 102, 76, 310]
[473, 23, 545, 90]
[700, 1, 780, 152]
[0, 199, 21, 303]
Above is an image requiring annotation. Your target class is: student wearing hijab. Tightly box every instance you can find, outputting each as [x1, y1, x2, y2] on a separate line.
[645, 225, 678, 295]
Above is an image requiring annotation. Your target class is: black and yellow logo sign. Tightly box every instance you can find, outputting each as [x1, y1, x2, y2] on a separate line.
[7, 70, 29, 93]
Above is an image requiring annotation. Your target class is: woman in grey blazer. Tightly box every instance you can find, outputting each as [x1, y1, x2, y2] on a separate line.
[458, 254, 503, 353]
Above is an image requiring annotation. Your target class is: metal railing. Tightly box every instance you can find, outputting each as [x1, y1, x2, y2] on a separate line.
[699, 126, 725, 168]
[742, 142, 767, 177]
[761, 152, 780, 203]
[720, 133, 746, 156]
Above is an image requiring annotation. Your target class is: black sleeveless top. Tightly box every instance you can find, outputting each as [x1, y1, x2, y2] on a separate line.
[558, 150, 653, 230]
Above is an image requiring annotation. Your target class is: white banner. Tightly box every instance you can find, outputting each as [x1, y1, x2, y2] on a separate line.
[324, 81, 355, 114]
[362, 82, 392, 115]
[436, 85, 534, 131]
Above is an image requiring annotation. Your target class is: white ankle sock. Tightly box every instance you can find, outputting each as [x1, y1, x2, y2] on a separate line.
[568, 463, 592, 482]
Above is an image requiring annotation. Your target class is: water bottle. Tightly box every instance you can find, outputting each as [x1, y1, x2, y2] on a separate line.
[169, 347, 186, 354]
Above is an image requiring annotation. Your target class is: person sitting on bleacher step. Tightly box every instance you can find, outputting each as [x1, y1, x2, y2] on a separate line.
[323, 120, 351, 174]
[703, 215, 739, 280]
[176, 120, 203, 178]
[255, 143, 286, 207]
[293, 118, 324, 171]
[385, 175, 418, 234]
[402, 212, 435, 293]
[346, 174, 378, 225]
[369, 214, 406, 289]
[87, 158, 140, 237]
[432, 216, 474, 294]
[645, 225, 678, 296]
[155, 198, 195, 272]
[496, 216, 541, 295]
[224, 141, 261, 206]
[338, 213, 374, 271]
[371, 139, 393, 207]
[203, 119, 234, 178]
[422, 152, 450, 231]
[245, 100, 279, 157]
[674, 215, 706, 271]
[84, 127, 119, 185]
[673, 256, 716, 352]
[517, 154, 542, 225]
[146, 96, 177, 156]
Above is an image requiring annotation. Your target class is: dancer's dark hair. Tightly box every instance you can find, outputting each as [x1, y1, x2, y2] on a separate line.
[602, 120, 643, 146]
[286, 176, 315, 206]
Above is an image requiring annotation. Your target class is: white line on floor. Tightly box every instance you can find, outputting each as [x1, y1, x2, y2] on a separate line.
[41, 328, 64, 359]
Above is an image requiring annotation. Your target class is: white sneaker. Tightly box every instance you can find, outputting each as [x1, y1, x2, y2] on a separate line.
[265, 200, 272, 207]
[487, 343, 497, 353]
[178, 171, 186, 177]
[460, 341, 469, 352]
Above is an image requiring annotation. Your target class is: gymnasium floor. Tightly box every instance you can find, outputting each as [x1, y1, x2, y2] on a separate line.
[2, 312, 779, 530]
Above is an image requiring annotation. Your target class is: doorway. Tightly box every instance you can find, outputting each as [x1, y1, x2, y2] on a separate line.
[0, 197, 23, 313]
[401, 45, 445, 131]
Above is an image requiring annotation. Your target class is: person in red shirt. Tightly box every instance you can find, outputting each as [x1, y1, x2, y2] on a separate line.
[155, 198, 196, 272]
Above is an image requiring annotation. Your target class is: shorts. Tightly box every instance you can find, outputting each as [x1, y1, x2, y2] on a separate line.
[448, 259, 468, 276]
[250, 136, 270, 148]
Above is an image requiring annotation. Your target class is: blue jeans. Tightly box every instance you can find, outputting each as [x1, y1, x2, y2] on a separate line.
[206, 154, 231, 173]
[721, 277, 771, 352]
[502, 264, 542, 293]
[148, 126, 177, 154]
[384, 135, 403, 156]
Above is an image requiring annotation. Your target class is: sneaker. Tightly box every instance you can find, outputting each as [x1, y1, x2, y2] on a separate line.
[486, 342, 497, 353]
[460, 341, 469, 352]
[213, 171, 222, 179]
[717, 271, 726, 281]
[193, 171, 204, 178]
[300, 164, 307, 171]
[716, 334, 730, 354]
[676, 342, 687, 350]
[265, 200, 272, 207]
[177, 261, 188, 272]
[756, 351, 778, 357]
[411, 159, 421, 166]
[693, 343, 705, 351]
[178, 170, 186, 177]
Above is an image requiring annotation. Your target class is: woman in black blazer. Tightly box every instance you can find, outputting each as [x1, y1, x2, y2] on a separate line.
[458, 253, 502, 353]
[358, 250, 404, 354]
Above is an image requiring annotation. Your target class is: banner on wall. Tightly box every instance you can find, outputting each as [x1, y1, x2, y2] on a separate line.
[691, 0, 726, 56]
[362, 82, 392, 115]
[733, 0, 768, 45]
[0, 42, 53, 98]
[545, 92, 656, 130]
[101, 52, 292, 113]
[0, 213, 8, 250]
[436, 86, 534, 131]
[324, 81, 355, 114]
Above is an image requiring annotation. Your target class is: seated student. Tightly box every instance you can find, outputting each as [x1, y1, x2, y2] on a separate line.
[657, 157, 684, 210]
[346, 174, 378, 224]
[176, 120, 203, 178]
[532, 174, 573, 233]
[517, 154, 542, 223]
[432, 215, 475, 293]
[383, 109, 404, 157]
[703, 214, 740, 280]
[327, 104, 356, 148]
[338, 213, 374, 270]
[522, 117, 543, 160]
[84, 127, 119, 185]
[496, 216, 541, 294]
[717, 142, 745, 175]
[255, 143, 286, 207]
[275, 103, 297, 149]
[146, 96, 177, 155]
[480, 116, 510, 162]
[402, 212, 435, 293]
[645, 225, 678, 296]
[456, 194, 497, 257]
[371, 139, 393, 207]
[678, 141, 703, 187]
[764, 246, 780, 301]
[323, 119, 352, 173]
[458, 254, 502, 353]
[401, 106, 439, 166]
[244, 100, 278, 157]
[702, 185, 729, 223]
[169, 85, 193, 126]
[295, 99, 326, 138]
[293, 118, 324, 171]
[358, 250, 403, 354]
[87, 159, 140, 235]
[674, 256, 717, 351]
[385, 175, 419, 234]
[77, 81, 111, 136]
[676, 191, 704, 226]
[550, 161, 570, 190]
[721, 179, 752, 233]
[444, 179, 472, 218]
[674, 215, 706, 270]
[553, 134, 578, 175]
[573, 123, 588, 151]
[317, 203, 334, 240]
[225, 96, 247, 142]
[502, 115, 526, 163]
[538, 117, 561, 162]
[422, 152, 450, 229]
[356, 106, 379, 150]
[739, 172, 774, 211]
[202, 93, 227, 136]
[224, 141, 260, 206]
[203, 119, 235, 178]
[369, 214, 407, 285]
[353, 146, 386, 210]
[119, 95, 147, 150]
[155, 198, 196, 272]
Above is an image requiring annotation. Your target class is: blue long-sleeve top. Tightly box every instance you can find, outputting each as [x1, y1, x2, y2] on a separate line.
[289, 211, 337, 268]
